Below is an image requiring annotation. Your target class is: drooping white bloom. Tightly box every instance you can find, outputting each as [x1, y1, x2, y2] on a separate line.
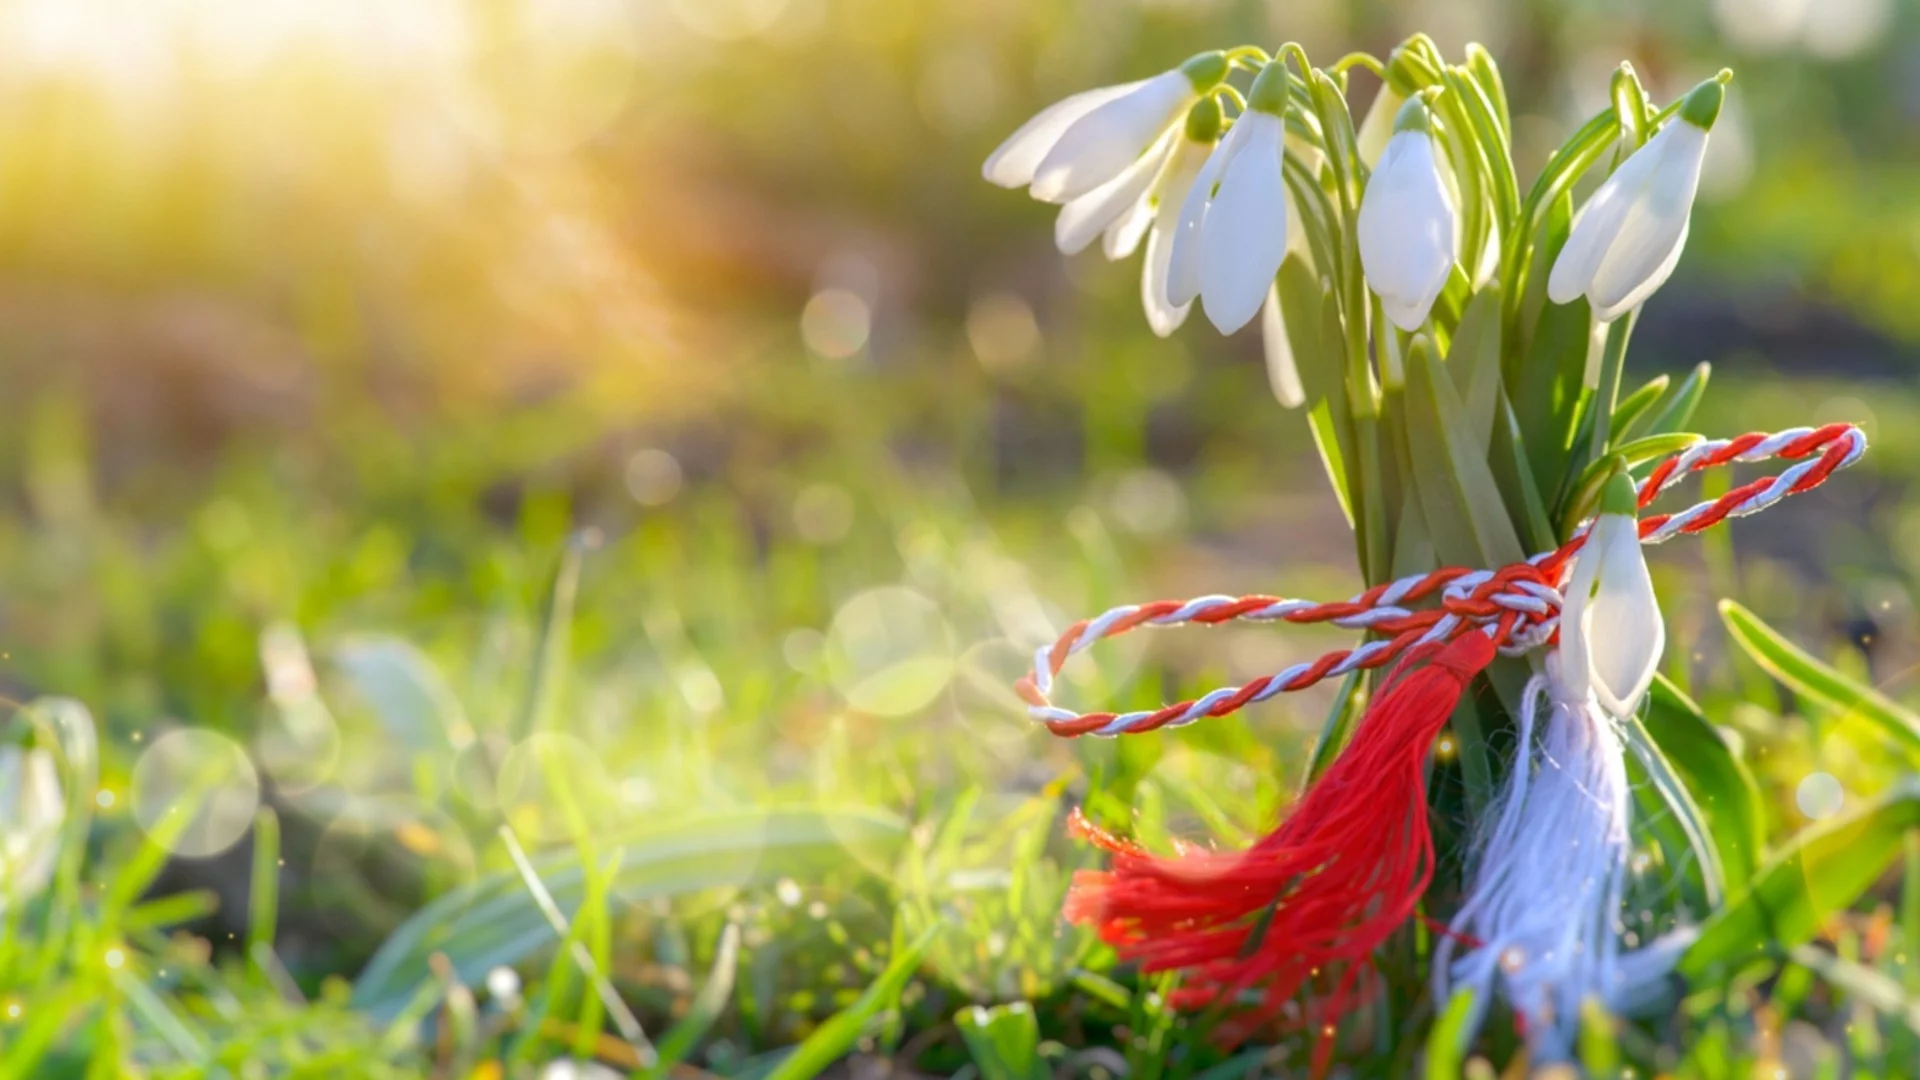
[1559, 475, 1664, 717]
[1137, 125, 1218, 336]
[982, 52, 1229, 205]
[1358, 102, 1456, 332]
[0, 744, 64, 906]
[1548, 78, 1725, 322]
[1164, 61, 1292, 335]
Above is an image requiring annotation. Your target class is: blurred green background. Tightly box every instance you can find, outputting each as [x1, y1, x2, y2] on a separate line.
[3, 0, 1919, 1074]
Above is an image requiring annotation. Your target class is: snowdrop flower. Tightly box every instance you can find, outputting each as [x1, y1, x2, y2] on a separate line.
[983, 51, 1230, 205]
[1167, 61, 1292, 335]
[1358, 99, 1456, 332]
[1548, 76, 1726, 322]
[1559, 473, 1664, 717]
[0, 743, 64, 906]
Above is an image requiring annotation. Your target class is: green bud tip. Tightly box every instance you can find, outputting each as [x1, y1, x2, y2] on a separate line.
[1392, 93, 1435, 135]
[1679, 75, 1727, 131]
[1184, 96, 1224, 143]
[1600, 470, 1638, 517]
[1246, 60, 1291, 115]
[1179, 51, 1230, 92]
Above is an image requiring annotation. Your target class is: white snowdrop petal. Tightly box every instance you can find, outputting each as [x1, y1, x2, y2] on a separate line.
[1199, 114, 1288, 334]
[1592, 219, 1689, 323]
[1260, 286, 1304, 407]
[1031, 71, 1194, 203]
[983, 81, 1143, 189]
[1547, 132, 1664, 304]
[1102, 196, 1155, 260]
[1586, 519, 1664, 716]
[1165, 121, 1245, 308]
[1053, 130, 1175, 255]
[1139, 142, 1208, 335]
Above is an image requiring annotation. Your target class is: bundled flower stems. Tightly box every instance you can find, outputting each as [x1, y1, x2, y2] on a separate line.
[985, 32, 1868, 1070]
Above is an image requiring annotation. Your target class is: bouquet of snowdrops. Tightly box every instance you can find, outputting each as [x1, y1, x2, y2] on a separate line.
[985, 32, 1893, 1072]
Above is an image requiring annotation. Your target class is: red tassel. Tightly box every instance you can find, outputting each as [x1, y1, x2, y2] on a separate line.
[1064, 631, 1496, 1073]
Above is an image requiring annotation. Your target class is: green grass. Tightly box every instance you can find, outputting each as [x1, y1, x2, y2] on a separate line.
[0, 340, 1917, 1077]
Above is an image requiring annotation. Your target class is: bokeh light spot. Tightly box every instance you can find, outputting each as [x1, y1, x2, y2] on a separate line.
[801, 289, 871, 359]
[626, 448, 684, 506]
[130, 729, 261, 859]
[1796, 772, 1844, 820]
[824, 587, 954, 716]
[966, 293, 1040, 372]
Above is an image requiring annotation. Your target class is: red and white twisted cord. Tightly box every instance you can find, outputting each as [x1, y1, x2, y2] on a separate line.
[1017, 423, 1867, 738]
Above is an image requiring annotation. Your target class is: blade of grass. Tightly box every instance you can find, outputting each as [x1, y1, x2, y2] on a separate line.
[645, 922, 742, 1077]
[762, 922, 939, 1080]
[1719, 600, 1920, 766]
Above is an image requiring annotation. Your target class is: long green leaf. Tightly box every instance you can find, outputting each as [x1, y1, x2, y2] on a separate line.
[1424, 988, 1478, 1080]
[1643, 676, 1766, 890]
[1719, 600, 1920, 766]
[352, 807, 907, 1018]
[1446, 286, 1504, 450]
[1681, 780, 1920, 977]
[1620, 709, 1726, 908]
[764, 923, 939, 1080]
[1645, 362, 1710, 437]
[1402, 336, 1525, 569]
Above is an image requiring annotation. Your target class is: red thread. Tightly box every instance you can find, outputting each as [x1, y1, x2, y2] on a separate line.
[1064, 632, 1497, 1075]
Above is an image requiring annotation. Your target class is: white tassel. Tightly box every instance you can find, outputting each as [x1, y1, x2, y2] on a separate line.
[1435, 653, 1634, 1059]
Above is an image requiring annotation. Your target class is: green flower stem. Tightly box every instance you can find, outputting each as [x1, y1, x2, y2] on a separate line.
[1329, 51, 1386, 77]
[1463, 44, 1510, 142]
[1431, 92, 1490, 284]
[1500, 107, 1618, 328]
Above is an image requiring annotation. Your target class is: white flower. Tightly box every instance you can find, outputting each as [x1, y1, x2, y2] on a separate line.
[1138, 131, 1216, 336]
[1165, 61, 1292, 335]
[1358, 105, 1456, 332]
[0, 744, 64, 906]
[982, 53, 1228, 205]
[1548, 78, 1725, 322]
[1559, 475, 1664, 717]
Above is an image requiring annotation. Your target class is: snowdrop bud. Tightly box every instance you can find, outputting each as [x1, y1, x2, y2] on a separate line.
[1025, 52, 1226, 205]
[1357, 99, 1456, 332]
[1559, 473, 1664, 718]
[0, 744, 64, 907]
[1548, 73, 1729, 323]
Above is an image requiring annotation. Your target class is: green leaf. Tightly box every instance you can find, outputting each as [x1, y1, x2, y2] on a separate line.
[1609, 374, 1670, 444]
[1561, 434, 1701, 530]
[1620, 708, 1726, 908]
[352, 807, 908, 1018]
[1487, 390, 1556, 551]
[1719, 600, 1920, 766]
[956, 1002, 1048, 1080]
[1278, 255, 1356, 527]
[1578, 997, 1622, 1078]
[1424, 988, 1478, 1080]
[1643, 676, 1766, 891]
[1446, 286, 1504, 452]
[1402, 335, 1525, 569]
[1645, 362, 1711, 437]
[1681, 779, 1920, 977]
[764, 922, 939, 1080]
[1509, 193, 1590, 497]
